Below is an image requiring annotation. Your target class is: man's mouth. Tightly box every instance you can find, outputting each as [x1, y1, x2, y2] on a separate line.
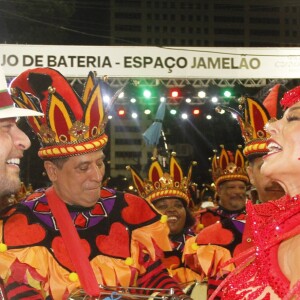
[167, 216, 178, 222]
[6, 158, 20, 166]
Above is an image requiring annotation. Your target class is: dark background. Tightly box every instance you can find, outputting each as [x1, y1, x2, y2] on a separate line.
[0, 0, 298, 193]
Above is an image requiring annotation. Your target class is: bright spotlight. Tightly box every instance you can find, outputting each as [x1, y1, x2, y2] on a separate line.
[130, 98, 136, 103]
[131, 112, 138, 119]
[170, 109, 177, 115]
[144, 109, 151, 115]
[211, 96, 218, 103]
[181, 113, 188, 119]
[103, 95, 110, 103]
[185, 98, 192, 103]
[198, 91, 206, 98]
[118, 92, 124, 99]
[160, 96, 166, 102]
[206, 115, 212, 120]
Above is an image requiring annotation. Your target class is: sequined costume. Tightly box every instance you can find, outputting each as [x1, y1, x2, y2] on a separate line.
[210, 195, 300, 299]
[0, 187, 186, 299]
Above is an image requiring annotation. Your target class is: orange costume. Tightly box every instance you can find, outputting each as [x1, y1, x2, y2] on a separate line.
[128, 156, 202, 286]
[0, 68, 188, 299]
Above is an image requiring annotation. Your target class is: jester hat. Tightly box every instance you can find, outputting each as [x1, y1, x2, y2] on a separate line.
[127, 153, 196, 206]
[9, 68, 109, 160]
[211, 146, 249, 187]
[235, 84, 282, 160]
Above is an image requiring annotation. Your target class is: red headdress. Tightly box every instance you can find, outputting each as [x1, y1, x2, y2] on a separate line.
[211, 146, 249, 187]
[237, 84, 282, 159]
[280, 85, 300, 110]
[127, 153, 196, 206]
[9, 68, 110, 160]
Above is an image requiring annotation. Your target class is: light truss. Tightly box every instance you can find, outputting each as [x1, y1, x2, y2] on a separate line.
[67, 77, 289, 88]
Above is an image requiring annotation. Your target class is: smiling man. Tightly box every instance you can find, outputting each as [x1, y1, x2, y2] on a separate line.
[0, 67, 43, 199]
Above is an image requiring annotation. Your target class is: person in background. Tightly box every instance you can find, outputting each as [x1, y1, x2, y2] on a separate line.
[216, 84, 300, 299]
[127, 154, 202, 287]
[193, 146, 249, 233]
[0, 67, 192, 299]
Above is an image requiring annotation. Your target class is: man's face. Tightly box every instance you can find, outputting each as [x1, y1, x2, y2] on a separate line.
[247, 156, 285, 203]
[45, 150, 105, 207]
[153, 198, 187, 235]
[0, 118, 31, 198]
[217, 180, 247, 211]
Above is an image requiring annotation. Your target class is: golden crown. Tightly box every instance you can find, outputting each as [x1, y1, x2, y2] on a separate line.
[127, 153, 196, 206]
[211, 146, 249, 187]
[10, 68, 110, 160]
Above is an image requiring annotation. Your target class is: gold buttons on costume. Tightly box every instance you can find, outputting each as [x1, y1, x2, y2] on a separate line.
[246, 238, 252, 243]
[125, 257, 134, 266]
[160, 215, 168, 223]
[197, 223, 204, 230]
[191, 242, 199, 251]
[0, 243, 7, 252]
[69, 272, 79, 282]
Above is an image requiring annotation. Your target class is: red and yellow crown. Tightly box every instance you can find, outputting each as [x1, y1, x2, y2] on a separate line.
[236, 84, 282, 159]
[9, 68, 109, 160]
[211, 146, 249, 187]
[127, 153, 196, 206]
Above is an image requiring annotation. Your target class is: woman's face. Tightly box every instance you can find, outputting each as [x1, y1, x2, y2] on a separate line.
[153, 198, 187, 235]
[262, 102, 300, 194]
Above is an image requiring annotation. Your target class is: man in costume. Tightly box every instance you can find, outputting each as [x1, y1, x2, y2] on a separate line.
[127, 154, 202, 287]
[193, 145, 249, 233]
[0, 67, 192, 299]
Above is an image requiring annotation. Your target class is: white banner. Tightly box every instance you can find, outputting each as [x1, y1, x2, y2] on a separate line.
[1, 44, 300, 79]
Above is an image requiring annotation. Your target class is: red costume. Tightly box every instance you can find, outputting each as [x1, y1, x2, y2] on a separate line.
[2, 67, 189, 299]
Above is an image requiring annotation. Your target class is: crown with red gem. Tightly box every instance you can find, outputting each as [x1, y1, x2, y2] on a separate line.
[211, 146, 249, 187]
[9, 68, 112, 160]
[127, 153, 196, 206]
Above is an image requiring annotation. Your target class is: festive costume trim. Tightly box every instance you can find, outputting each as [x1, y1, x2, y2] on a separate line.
[0, 188, 171, 299]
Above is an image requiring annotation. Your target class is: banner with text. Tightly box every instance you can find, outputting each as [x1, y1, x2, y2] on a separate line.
[1, 44, 300, 78]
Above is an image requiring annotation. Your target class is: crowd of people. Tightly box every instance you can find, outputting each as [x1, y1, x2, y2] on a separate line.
[1, 65, 300, 300]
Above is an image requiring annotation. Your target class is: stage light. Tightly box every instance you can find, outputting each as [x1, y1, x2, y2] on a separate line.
[169, 88, 181, 99]
[117, 108, 126, 117]
[103, 95, 110, 104]
[160, 96, 166, 102]
[118, 91, 125, 99]
[223, 89, 233, 98]
[192, 108, 201, 115]
[198, 90, 206, 98]
[185, 98, 192, 103]
[206, 115, 212, 120]
[170, 109, 177, 115]
[144, 109, 151, 115]
[171, 90, 179, 97]
[130, 98, 136, 103]
[181, 113, 188, 119]
[131, 112, 138, 119]
[143, 89, 152, 99]
[211, 96, 218, 103]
